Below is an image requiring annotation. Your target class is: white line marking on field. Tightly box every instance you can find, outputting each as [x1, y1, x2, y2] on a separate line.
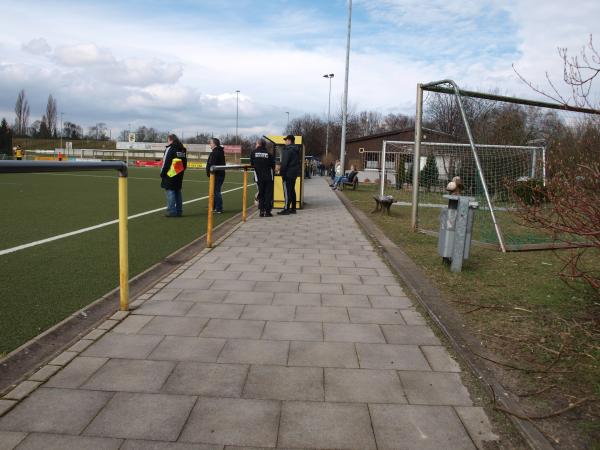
[31, 172, 243, 185]
[0, 184, 254, 256]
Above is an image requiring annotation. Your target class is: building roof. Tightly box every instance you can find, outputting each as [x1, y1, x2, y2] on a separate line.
[345, 127, 454, 144]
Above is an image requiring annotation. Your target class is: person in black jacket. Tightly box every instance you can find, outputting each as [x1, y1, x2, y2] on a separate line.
[160, 134, 187, 217]
[278, 134, 301, 215]
[250, 138, 275, 217]
[206, 137, 226, 213]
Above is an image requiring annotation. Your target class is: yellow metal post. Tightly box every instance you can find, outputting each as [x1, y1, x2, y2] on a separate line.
[118, 176, 129, 311]
[207, 172, 215, 247]
[242, 168, 248, 222]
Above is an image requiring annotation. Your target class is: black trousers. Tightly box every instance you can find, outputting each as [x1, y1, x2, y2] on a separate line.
[284, 175, 297, 210]
[257, 179, 273, 212]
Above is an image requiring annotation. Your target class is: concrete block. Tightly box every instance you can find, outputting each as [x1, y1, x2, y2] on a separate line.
[163, 362, 248, 397]
[97, 319, 120, 330]
[187, 303, 244, 319]
[324, 323, 386, 343]
[0, 388, 112, 434]
[369, 295, 413, 309]
[3, 381, 40, 401]
[112, 315, 154, 334]
[139, 316, 208, 337]
[455, 406, 500, 448]
[83, 329, 108, 340]
[243, 365, 323, 401]
[263, 265, 301, 274]
[223, 291, 274, 305]
[198, 271, 242, 280]
[280, 273, 320, 283]
[398, 371, 473, 406]
[386, 285, 406, 296]
[44, 357, 108, 389]
[325, 368, 406, 403]
[121, 440, 222, 450]
[67, 339, 95, 353]
[167, 279, 215, 290]
[149, 336, 225, 362]
[299, 283, 342, 295]
[82, 333, 163, 359]
[370, 404, 476, 450]
[110, 311, 129, 320]
[343, 284, 389, 296]
[241, 305, 295, 321]
[180, 397, 279, 447]
[200, 319, 265, 339]
[85, 392, 196, 441]
[83, 359, 175, 392]
[262, 321, 323, 341]
[132, 300, 194, 317]
[361, 276, 398, 285]
[273, 293, 320, 306]
[302, 265, 339, 274]
[0, 431, 26, 449]
[254, 281, 299, 293]
[28, 365, 61, 382]
[421, 346, 461, 372]
[176, 290, 228, 303]
[0, 400, 17, 417]
[48, 351, 78, 366]
[278, 401, 376, 450]
[322, 294, 370, 307]
[401, 309, 427, 325]
[295, 306, 349, 323]
[288, 341, 358, 368]
[210, 280, 256, 292]
[217, 339, 289, 365]
[238, 272, 281, 282]
[356, 343, 431, 370]
[381, 325, 441, 345]
[339, 267, 379, 276]
[14, 433, 122, 450]
[321, 274, 362, 284]
[348, 307, 406, 325]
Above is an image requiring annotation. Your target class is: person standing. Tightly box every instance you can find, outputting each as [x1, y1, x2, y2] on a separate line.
[206, 138, 226, 213]
[250, 138, 275, 217]
[160, 134, 187, 217]
[278, 134, 301, 215]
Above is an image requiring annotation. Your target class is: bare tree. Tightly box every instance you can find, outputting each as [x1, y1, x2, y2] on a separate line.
[45, 94, 58, 137]
[14, 89, 30, 136]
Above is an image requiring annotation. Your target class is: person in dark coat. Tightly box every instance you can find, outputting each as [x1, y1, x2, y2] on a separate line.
[160, 134, 187, 217]
[250, 138, 275, 217]
[278, 134, 301, 215]
[206, 137, 226, 213]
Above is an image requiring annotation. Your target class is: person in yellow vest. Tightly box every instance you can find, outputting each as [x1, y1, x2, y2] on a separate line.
[160, 134, 187, 217]
[15, 146, 23, 160]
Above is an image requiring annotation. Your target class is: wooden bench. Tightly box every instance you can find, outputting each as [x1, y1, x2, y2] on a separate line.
[340, 176, 359, 191]
[372, 195, 394, 215]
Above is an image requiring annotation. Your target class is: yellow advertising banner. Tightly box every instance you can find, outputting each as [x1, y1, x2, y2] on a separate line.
[187, 161, 206, 169]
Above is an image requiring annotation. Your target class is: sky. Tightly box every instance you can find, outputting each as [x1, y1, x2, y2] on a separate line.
[0, 0, 599, 138]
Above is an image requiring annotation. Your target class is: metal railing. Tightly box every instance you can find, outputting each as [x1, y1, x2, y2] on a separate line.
[0, 160, 130, 310]
[206, 164, 252, 247]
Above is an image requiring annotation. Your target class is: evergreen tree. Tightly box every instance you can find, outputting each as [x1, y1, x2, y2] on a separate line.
[420, 155, 439, 192]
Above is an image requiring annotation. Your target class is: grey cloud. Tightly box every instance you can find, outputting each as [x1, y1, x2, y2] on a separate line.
[22, 38, 51, 55]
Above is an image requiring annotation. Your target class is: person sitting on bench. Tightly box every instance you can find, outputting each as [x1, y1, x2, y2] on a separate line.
[332, 165, 358, 190]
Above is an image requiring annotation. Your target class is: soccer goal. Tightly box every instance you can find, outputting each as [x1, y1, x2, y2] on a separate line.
[384, 79, 600, 252]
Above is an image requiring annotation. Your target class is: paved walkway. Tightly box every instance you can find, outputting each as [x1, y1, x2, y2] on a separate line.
[0, 178, 498, 449]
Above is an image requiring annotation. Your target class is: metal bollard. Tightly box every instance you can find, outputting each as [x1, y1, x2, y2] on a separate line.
[438, 195, 478, 272]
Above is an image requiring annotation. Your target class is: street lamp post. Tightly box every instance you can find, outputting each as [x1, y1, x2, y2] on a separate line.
[323, 74, 334, 159]
[235, 90, 240, 144]
[339, 0, 352, 172]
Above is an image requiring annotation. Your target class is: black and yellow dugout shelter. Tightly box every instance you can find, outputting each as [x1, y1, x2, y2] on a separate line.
[263, 135, 305, 209]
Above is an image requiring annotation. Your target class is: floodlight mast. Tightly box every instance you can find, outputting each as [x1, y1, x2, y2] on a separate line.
[323, 74, 334, 159]
[339, 0, 352, 172]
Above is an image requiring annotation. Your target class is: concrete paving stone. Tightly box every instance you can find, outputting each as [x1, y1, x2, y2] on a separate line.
[180, 397, 279, 447]
[133, 301, 195, 317]
[295, 306, 349, 322]
[48, 351, 78, 366]
[348, 307, 406, 325]
[455, 406, 499, 448]
[200, 319, 265, 339]
[356, 343, 431, 370]
[401, 309, 427, 325]
[112, 315, 154, 334]
[281, 259, 314, 267]
[253, 281, 299, 293]
[302, 265, 339, 274]
[299, 283, 342, 295]
[343, 283, 389, 296]
[122, 440, 223, 450]
[198, 271, 242, 280]
[44, 357, 108, 388]
[421, 346, 461, 372]
[353, 259, 386, 269]
[66, 339, 96, 353]
[163, 362, 248, 397]
[83, 329, 108, 340]
[321, 293, 370, 307]
[83, 359, 175, 392]
[223, 291, 274, 305]
[195, 263, 230, 272]
[278, 401, 376, 450]
[85, 392, 196, 441]
[167, 279, 215, 290]
[386, 284, 406, 296]
[339, 267, 379, 276]
[324, 323, 386, 343]
[272, 292, 321, 306]
[238, 271, 281, 282]
[262, 321, 323, 341]
[176, 290, 228, 303]
[139, 316, 208, 337]
[381, 325, 441, 345]
[149, 336, 226, 362]
[217, 339, 289, 365]
[370, 404, 475, 450]
[0, 431, 26, 449]
[320, 274, 362, 284]
[14, 433, 122, 449]
[243, 365, 323, 401]
[0, 388, 112, 434]
[82, 333, 163, 359]
[318, 260, 355, 268]
[187, 303, 244, 319]
[214, 256, 252, 264]
[279, 273, 321, 283]
[398, 371, 473, 406]
[129, 299, 145, 309]
[288, 341, 358, 368]
[321, 248, 350, 255]
[361, 276, 398, 286]
[97, 319, 120, 330]
[241, 305, 295, 321]
[28, 365, 61, 382]
[210, 280, 256, 292]
[368, 295, 413, 309]
[262, 264, 301, 274]
[151, 289, 183, 301]
[3, 381, 41, 401]
[177, 271, 201, 279]
[325, 368, 407, 403]
[376, 267, 395, 277]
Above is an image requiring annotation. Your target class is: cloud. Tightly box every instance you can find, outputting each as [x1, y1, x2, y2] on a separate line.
[22, 38, 51, 55]
[54, 43, 115, 66]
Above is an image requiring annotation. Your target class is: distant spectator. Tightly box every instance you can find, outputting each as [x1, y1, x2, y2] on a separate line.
[332, 165, 358, 190]
[206, 138, 226, 213]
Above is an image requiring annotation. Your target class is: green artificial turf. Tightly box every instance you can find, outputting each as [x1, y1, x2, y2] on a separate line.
[0, 168, 255, 354]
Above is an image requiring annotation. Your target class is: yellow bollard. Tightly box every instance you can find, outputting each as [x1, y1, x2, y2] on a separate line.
[207, 172, 215, 247]
[242, 168, 248, 222]
[118, 176, 129, 311]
